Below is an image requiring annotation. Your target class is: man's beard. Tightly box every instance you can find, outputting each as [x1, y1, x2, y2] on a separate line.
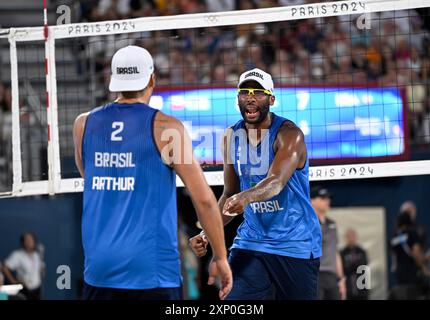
[238, 98, 270, 124]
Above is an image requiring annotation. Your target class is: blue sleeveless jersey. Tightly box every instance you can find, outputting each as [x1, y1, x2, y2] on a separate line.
[82, 102, 180, 289]
[229, 113, 322, 259]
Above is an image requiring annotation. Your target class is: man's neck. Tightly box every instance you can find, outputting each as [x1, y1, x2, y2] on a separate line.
[115, 92, 151, 105]
[245, 112, 273, 131]
[245, 112, 273, 145]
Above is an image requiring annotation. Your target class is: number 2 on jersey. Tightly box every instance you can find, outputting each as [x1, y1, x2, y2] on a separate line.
[111, 122, 124, 141]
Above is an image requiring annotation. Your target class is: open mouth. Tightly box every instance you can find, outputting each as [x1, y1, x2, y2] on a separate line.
[245, 109, 260, 119]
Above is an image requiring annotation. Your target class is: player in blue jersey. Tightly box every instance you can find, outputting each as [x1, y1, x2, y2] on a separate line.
[190, 68, 322, 300]
[73, 45, 232, 300]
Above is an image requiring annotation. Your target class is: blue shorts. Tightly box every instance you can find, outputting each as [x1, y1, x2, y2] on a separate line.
[226, 249, 320, 300]
[82, 282, 183, 300]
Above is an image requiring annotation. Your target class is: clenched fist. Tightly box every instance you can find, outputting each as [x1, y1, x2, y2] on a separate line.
[223, 193, 249, 216]
[189, 233, 209, 257]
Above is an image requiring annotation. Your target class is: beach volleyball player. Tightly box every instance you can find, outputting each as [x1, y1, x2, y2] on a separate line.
[190, 68, 322, 299]
[73, 45, 232, 300]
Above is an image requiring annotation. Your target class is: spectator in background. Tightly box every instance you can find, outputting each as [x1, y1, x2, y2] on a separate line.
[351, 44, 368, 71]
[297, 20, 323, 55]
[279, 0, 307, 5]
[333, 56, 354, 84]
[0, 262, 4, 286]
[390, 212, 430, 299]
[2, 232, 45, 300]
[407, 46, 423, 76]
[236, 0, 257, 10]
[406, 47, 427, 143]
[205, 0, 235, 12]
[395, 37, 411, 62]
[400, 201, 427, 249]
[271, 49, 297, 85]
[97, 0, 132, 20]
[176, 0, 205, 14]
[340, 228, 369, 300]
[399, 201, 430, 282]
[178, 214, 201, 300]
[0, 82, 12, 151]
[0, 82, 11, 112]
[311, 186, 347, 300]
[0, 262, 5, 300]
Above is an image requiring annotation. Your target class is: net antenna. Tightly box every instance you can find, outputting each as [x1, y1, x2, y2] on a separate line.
[1, 0, 430, 197]
[43, 0, 62, 196]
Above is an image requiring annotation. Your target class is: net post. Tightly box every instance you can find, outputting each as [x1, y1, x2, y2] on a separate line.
[8, 29, 24, 196]
[44, 2, 61, 196]
[47, 36, 62, 194]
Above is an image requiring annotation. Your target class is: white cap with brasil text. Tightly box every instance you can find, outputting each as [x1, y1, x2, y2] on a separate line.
[238, 68, 274, 95]
[109, 45, 154, 92]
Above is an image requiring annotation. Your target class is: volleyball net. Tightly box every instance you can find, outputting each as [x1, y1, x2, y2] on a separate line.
[0, 0, 429, 197]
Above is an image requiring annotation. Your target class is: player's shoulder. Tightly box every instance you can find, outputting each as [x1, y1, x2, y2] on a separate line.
[73, 103, 109, 133]
[85, 104, 110, 118]
[73, 111, 90, 129]
[75, 111, 90, 120]
[279, 118, 300, 131]
[223, 124, 236, 135]
[224, 119, 244, 138]
[153, 111, 185, 132]
[277, 119, 304, 140]
[74, 103, 107, 125]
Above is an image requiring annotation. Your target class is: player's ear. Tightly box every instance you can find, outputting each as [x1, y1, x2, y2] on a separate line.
[149, 73, 156, 88]
[269, 95, 275, 106]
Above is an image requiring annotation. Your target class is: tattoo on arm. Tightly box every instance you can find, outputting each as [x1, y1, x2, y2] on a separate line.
[155, 118, 169, 130]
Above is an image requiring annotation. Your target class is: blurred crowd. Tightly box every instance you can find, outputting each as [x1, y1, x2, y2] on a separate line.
[69, 0, 430, 144]
[1, 1, 429, 143]
[76, 0, 310, 21]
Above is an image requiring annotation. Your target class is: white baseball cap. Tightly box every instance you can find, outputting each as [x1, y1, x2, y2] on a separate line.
[238, 68, 274, 95]
[109, 45, 154, 92]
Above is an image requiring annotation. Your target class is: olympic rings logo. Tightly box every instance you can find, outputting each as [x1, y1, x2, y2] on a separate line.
[204, 15, 220, 24]
[206, 172, 224, 184]
[211, 173, 224, 182]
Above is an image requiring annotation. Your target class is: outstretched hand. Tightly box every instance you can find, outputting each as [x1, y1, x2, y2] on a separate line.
[208, 257, 233, 300]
